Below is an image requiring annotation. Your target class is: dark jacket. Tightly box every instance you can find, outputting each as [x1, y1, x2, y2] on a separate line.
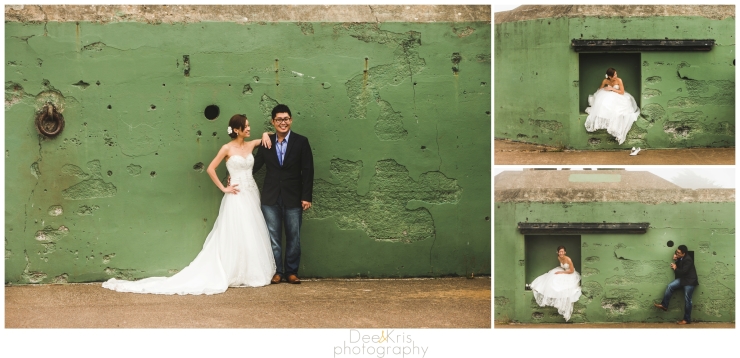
[253, 131, 314, 208]
[675, 254, 699, 287]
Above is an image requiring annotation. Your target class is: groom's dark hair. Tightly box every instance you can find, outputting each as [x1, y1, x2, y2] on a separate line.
[272, 104, 292, 119]
[677, 245, 688, 255]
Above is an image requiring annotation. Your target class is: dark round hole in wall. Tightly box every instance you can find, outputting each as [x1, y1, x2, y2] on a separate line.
[212, 132, 217, 137]
[150, 104, 156, 110]
[196, 130, 202, 136]
[667, 240, 674, 247]
[107, 170, 112, 176]
[204, 105, 220, 120]
[421, 146, 426, 150]
[150, 171, 156, 177]
[107, 105, 111, 109]
[485, 216, 490, 221]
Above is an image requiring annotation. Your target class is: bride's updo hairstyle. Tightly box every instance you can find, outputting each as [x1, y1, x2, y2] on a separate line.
[606, 68, 616, 79]
[228, 114, 247, 139]
[557, 245, 566, 253]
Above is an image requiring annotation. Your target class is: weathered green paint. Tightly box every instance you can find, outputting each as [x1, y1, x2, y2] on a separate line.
[495, 201, 735, 323]
[495, 15, 735, 149]
[4, 21, 491, 283]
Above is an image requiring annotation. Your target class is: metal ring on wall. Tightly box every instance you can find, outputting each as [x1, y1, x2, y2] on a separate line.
[35, 103, 65, 137]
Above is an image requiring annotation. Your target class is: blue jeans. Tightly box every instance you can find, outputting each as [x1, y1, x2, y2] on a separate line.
[261, 195, 302, 277]
[661, 279, 696, 323]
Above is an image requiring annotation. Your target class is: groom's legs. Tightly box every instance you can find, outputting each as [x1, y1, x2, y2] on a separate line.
[284, 206, 303, 276]
[261, 199, 285, 277]
[661, 279, 681, 308]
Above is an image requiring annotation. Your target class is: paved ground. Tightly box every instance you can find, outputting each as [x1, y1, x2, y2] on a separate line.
[494, 139, 735, 165]
[495, 322, 735, 328]
[5, 277, 490, 328]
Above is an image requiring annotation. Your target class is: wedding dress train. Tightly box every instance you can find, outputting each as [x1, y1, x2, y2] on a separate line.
[584, 85, 640, 145]
[103, 154, 276, 295]
[530, 263, 582, 321]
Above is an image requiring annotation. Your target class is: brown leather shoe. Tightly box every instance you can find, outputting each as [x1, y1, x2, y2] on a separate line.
[653, 303, 667, 311]
[677, 320, 690, 325]
[287, 274, 301, 284]
[271, 274, 282, 284]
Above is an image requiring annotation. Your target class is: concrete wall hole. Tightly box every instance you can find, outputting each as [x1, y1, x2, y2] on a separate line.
[183, 55, 190, 76]
[667, 240, 674, 247]
[204, 105, 219, 120]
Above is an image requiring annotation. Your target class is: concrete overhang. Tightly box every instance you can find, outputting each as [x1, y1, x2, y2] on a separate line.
[517, 222, 649, 234]
[571, 39, 715, 52]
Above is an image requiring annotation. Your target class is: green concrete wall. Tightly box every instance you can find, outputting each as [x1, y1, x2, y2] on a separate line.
[5, 21, 491, 284]
[494, 201, 735, 323]
[495, 15, 735, 149]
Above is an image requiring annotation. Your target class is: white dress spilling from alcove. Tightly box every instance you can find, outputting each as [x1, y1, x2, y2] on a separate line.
[584, 85, 640, 145]
[103, 154, 276, 295]
[530, 263, 582, 321]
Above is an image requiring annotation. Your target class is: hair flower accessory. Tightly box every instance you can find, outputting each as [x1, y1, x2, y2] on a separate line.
[227, 126, 233, 134]
[605, 74, 609, 79]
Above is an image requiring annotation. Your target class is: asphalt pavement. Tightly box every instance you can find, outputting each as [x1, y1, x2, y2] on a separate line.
[5, 277, 491, 328]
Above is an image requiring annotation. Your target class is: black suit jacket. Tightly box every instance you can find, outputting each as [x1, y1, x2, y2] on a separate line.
[253, 131, 314, 208]
[675, 254, 699, 287]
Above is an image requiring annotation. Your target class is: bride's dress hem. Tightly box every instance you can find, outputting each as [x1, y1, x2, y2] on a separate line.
[102, 154, 276, 296]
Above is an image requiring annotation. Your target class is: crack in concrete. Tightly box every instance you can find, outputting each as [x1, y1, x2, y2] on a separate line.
[368, 5, 380, 24]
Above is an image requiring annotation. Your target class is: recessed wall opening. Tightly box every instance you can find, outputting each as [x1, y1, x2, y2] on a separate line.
[579, 53, 641, 113]
[525, 235, 582, 286]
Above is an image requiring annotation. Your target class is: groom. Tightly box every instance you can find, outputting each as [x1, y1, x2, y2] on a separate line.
[654, 245, 699, 324]
[253, 104, 314, 284]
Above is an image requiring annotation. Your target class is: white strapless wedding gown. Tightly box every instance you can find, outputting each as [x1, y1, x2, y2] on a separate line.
[103, 154, 276, 295]
[530, 262, 582, 321]
[584, 85, 640, 145]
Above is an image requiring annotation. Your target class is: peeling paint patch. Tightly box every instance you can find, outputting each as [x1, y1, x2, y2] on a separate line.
[31, 162, 41, 179]
[307, 158, 461, 242]
[5, 81, 28, 108]
[580, 281, 603, 304]
[47, 205, 63, 216]
[584, 256, 600, 263]
[126, 164, 142, 176]
[581, 267, 600, 277]
[52, 273, 69, 284]
[75, 205, 100, 215]
[22, 251, 47, 283]
[528, 118, 563, 132]
[61, 160, 117, 200]
[102, 253, 116, 264]
[668, 80, 734, 108]
[453, 26, 475, 38]
[645, 76, 661, 84]
[104, 267, 137, 280]
[35, 225, 69, 242]
[494, 296, 510, 308]
[642, 88, 662, 99]
[640, 103, 665, 126]
[81, 41, 106, 51]
[340, 23, 425, 123]
[297, 22, 314, 35]
[375, 99, 408, 140]
[259, 94, 280, 131]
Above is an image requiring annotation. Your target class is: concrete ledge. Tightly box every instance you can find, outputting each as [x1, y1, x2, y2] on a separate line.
[5, 5, 491, 23]
[495, 5, 734, 24]
[495, 188, 736, 203]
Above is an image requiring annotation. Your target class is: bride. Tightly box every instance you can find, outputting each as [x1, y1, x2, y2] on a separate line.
[585, 67, 640, 146]
[103, 114, 276, 295]
[529, 246, 582, 321]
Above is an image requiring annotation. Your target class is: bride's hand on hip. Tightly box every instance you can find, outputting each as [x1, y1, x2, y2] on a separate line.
[223, 183, 240, 194]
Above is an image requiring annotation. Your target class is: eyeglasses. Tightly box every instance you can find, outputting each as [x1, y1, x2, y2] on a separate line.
[273, 117, 291, 124]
